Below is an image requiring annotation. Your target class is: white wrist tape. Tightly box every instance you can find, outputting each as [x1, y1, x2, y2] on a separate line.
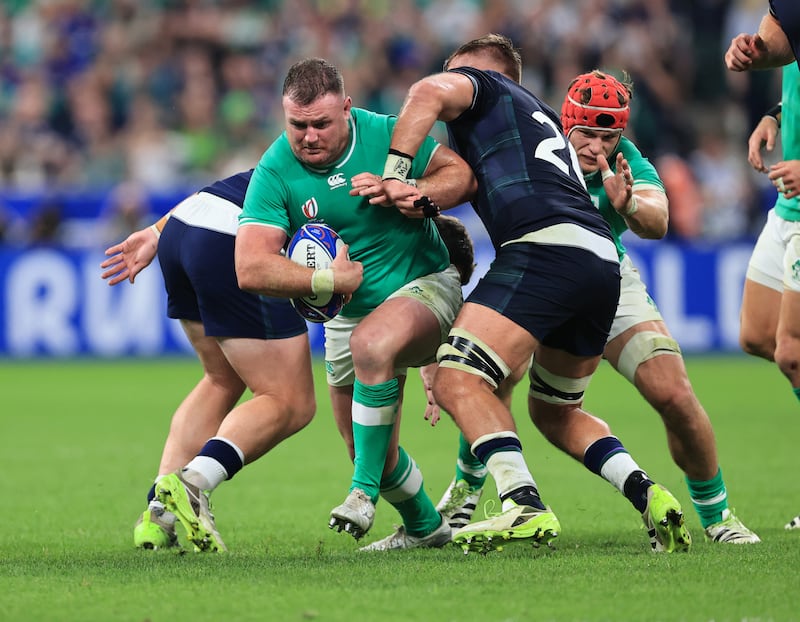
[624, 195, 638, 217]
[310, 268, 335, 297]
[601, 169, 615, 182]
[383, 153, 413, 182]
[149, 223, 161, 239]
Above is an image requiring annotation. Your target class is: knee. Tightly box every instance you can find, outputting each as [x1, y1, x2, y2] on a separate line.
[286, 393, 316, 434]
[774, 339, 800, 381]
[527, 400, 559, 436]
[349, 325, 391, 371]
[739, 329, 775, 361]
[644, 375, 694, 417]
[432, 368, 476, 411]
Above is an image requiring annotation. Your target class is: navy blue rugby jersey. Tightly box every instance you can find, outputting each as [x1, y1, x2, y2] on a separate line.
[445, 67, 612, 250]
[200, 169, 253, 207]
[771, 0, 800, 66]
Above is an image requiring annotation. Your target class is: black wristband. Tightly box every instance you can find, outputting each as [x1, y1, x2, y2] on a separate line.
[388, 148, 414, 161]
[765, 102, 782, 126]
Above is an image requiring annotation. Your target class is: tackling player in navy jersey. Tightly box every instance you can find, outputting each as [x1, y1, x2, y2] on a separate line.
[101, 171, 314, 552]
[382, 34, 691, 554]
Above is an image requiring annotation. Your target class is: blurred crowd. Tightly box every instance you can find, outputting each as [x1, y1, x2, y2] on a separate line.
[0, 0, 786, 247]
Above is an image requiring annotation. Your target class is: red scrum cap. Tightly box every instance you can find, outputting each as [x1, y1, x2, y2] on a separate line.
[561, 70, 631, 136]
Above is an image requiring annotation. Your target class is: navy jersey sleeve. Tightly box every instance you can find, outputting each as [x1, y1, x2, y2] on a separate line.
[770, 0, 800, 66]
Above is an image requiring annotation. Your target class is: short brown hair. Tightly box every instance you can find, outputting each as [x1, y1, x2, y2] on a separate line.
[444, 34, 522, 83]
[434, 214, 475, 285]
[282, 58, 345, 105]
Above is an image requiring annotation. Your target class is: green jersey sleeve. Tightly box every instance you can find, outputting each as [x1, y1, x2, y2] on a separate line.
[584, 136, 664, 259]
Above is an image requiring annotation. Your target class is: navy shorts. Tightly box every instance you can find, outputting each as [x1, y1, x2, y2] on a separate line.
[158, 218, 307, 339]
[467, 242, 620, 356]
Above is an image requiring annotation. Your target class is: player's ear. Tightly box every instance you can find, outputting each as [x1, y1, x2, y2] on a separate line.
[343, 96, 352, 115]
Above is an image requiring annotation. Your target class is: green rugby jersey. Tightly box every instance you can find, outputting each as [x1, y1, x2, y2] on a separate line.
[583, 136, 664, 259]
[240, 107, 449, 317]
[775, 62, 800, 222]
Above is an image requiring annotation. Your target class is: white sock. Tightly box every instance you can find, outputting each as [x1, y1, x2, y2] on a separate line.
[485, 451, 537, 510]
[182, 456, 227, 491]
[599, 452, 643, 494]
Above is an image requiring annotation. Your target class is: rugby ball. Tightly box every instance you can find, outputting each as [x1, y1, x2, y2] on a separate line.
[287, 223, 346, 323]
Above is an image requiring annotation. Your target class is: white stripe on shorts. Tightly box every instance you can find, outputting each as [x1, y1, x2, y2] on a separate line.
[501, 222, 619, 264]
[171, 191, 242, 236]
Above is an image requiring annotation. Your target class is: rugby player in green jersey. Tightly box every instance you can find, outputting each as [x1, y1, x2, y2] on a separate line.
[236, 58, 477, 550]
[739, 63, 800, 531]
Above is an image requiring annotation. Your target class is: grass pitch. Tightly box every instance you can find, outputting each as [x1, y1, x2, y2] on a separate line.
[1, 355, 798, 621]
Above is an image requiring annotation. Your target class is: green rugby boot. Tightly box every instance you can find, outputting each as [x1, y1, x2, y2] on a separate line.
[156, 471, 227, 552]
[642, 484, 691, 553]
[452, 501, 560, 555]
[133, 503, 178, 550]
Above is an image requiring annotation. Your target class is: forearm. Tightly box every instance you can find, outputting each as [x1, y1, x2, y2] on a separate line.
[415, 157, 477, 209]
[752, 13, 795, 69]
[236, 252, 318, 298]
[390, 82, 448, 159]
[622, 190, 669, 239]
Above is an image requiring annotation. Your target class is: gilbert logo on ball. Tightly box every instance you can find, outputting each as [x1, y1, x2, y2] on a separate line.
[287, 223, 346, 323]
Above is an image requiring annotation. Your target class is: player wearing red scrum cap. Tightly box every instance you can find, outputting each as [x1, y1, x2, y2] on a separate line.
[561, 70, 759, 544]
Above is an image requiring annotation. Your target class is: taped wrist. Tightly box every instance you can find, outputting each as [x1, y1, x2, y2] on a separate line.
[623, 195, 638, 217]
[310, 268, 335, 298]
[383, 149, 414, 182]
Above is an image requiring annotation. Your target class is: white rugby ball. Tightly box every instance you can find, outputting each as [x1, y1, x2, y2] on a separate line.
[286, 223, 346, 323]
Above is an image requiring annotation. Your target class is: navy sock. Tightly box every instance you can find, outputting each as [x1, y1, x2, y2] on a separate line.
[199, 438, 244, 480]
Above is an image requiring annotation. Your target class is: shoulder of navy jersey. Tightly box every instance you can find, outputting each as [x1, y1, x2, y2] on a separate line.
[448, 66, 560, 127]
[200, 170, 254, 207]
[770, 0, 800, 64]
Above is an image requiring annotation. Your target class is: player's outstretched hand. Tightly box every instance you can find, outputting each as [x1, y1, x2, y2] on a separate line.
[330, 244, 363, 296]
[598, 152, 634, 215]
[748, 115, 779, 173]
[100, 227, 158, 286]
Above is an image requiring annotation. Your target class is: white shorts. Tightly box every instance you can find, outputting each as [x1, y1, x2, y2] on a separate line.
[746, 209, 800, 293]
[606, 254, 663, 341]
[324, 265, 463, 387]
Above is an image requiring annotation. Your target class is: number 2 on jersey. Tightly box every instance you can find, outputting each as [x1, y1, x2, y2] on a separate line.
[531, 111, 587, 189]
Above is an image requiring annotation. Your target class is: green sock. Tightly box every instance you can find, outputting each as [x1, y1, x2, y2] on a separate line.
[686, 468, 728, 528]
[351, 378, 399, 501]
[381, 446, 440, 537]
[455, 433, 488, 490]
[793, 387, 800, 402]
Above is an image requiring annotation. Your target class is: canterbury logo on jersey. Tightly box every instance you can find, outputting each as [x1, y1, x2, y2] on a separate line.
[327, 173, 346, 189]
[302, 198, 318, 219]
